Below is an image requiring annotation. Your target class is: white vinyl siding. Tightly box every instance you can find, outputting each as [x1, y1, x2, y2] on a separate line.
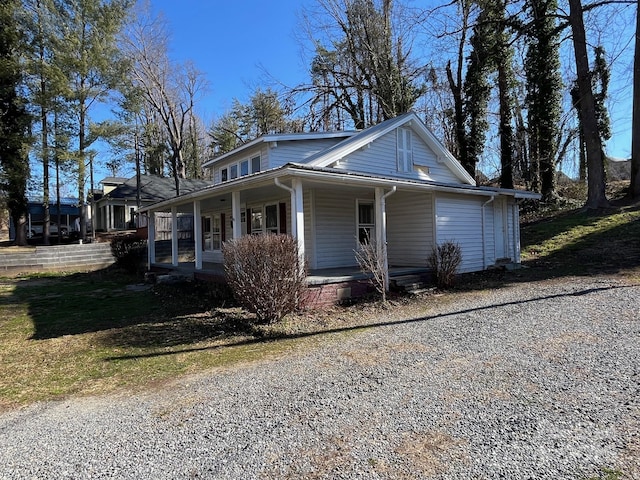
[269, 138, 348, 168]
[314, 189, 366, 269]
[412, 138, 460, 183]
[386, 191, 434, 266]
[304, 190, 316, 269]
[435, 195, 484, 273]
[334, 129, 461, 184]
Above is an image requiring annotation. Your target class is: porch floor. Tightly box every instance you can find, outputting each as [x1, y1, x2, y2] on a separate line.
[150, 262, 429, 286]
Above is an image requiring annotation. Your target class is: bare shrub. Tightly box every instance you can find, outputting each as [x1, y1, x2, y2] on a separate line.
[428, 241, 462, 289]
[110, 235, 147, 275]
[222, 234, 307, 324]
[354, 236, 387, 302]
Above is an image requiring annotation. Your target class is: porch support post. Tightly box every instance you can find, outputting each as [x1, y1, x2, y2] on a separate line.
[107, 204, 112, 231]
[275, 177, 306, 272]
[293, 179, 305, 256]
[375, 186, 396, 292]
[232, 190, 241, 239]
[193, 200, 202, 270]
[147, 211, 156, 269]
[171, 206, 179, 267]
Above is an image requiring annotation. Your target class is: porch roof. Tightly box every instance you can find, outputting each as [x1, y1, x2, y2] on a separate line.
[139, 163, 541, 213]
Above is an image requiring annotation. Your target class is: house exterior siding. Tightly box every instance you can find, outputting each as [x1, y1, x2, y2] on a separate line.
[333, 129, 461, 184]
[313, 189, 367, 269]
[270, 138, 348, 168]
[304, 189, 316, 269]
[435, 194, 485, 273]
[386, 191, 434, 267]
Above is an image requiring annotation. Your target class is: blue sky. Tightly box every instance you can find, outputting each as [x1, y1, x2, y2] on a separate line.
[150, 0, 310, 120]
[81, 0, 633, 185]
[149, 0, 633, 159]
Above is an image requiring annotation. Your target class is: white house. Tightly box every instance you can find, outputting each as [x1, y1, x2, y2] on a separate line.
[141, 112, 540, 301]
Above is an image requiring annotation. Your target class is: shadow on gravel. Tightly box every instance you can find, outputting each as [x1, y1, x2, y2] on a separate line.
[104, 283, 637, 362]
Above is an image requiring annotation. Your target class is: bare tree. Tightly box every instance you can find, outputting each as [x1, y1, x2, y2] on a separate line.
[294, 0, 426, 130]
[630, 2, 640, 199]
[567, 0, 610, 209]
[123, 10, 206, 195]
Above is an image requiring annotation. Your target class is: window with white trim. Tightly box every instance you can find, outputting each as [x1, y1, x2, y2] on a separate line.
[248, 203, 281, 235]
[202, 214, 222, 251]
[250, 207, 263, 233]
[397, 127, 413, 173]
[357, 200, 375, 244]
[219, 155, 261, 183]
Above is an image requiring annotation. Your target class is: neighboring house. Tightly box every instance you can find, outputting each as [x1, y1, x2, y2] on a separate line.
[24, 197, 80, 239]
[94, 175, 212, 232]
[141, 112, 540, 301]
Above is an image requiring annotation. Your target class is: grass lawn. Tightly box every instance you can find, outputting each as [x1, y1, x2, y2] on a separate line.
[0, 273, 331, 410]
[0, 202, 639, 410]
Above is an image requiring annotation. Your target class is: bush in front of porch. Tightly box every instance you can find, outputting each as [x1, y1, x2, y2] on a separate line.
[222, 234, 307, 324]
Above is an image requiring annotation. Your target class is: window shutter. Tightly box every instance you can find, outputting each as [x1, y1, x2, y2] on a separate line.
[279, 203, 287, 234]
[221, 213, 226, 242]
[246, 208, 251, 234]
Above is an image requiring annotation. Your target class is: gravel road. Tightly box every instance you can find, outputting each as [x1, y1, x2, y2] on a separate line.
[0, 276, 638, 479]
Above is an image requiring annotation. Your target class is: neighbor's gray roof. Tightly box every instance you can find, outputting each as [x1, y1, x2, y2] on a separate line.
[103, 175, 213, 202]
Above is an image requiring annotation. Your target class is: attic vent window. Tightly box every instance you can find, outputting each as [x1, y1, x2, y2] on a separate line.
[397, 127, 413, 173]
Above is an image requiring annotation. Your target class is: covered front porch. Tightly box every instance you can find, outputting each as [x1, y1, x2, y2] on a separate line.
[143, 167, 410, 295]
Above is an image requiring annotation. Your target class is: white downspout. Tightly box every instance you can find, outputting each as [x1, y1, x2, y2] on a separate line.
[274, 177, 296, 236]
[481, 196, 495, 270]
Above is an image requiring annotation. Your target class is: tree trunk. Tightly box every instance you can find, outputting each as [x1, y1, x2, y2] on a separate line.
[630, 2, 640, 198]
[446, 60, 467, 167]
[78, 99, 87, 239]
[12, 212, 28, 246]
[497, 58, 514, 190]
[568, 0, 609, 210]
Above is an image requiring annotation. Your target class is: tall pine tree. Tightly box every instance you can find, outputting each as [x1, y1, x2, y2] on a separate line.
[0, 0, 32, 245]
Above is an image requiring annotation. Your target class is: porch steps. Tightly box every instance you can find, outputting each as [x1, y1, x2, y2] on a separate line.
[390, 273, 433, 295]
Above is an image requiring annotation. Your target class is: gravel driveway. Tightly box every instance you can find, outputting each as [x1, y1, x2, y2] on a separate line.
[0, 276, 638, 479]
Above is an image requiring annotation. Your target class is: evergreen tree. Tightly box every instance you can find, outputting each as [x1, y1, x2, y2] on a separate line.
[463, 4, 495, 178]
[0, 0, 32, 246]
[56, 0, 132, 237]
[525, 0, 563, 201]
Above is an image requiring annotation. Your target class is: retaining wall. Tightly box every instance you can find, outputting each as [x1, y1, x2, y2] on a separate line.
[0, 242, 115, 276]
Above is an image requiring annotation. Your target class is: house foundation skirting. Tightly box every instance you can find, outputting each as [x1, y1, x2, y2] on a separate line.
[303, 280, 373, 308]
